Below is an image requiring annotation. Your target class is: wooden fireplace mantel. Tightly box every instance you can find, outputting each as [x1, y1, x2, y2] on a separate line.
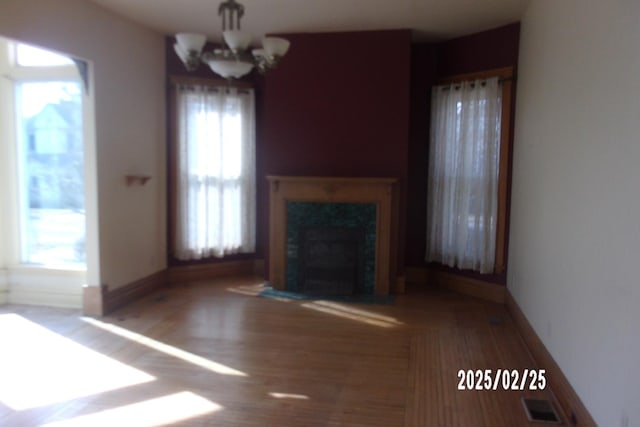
[267, 176, 399, 296]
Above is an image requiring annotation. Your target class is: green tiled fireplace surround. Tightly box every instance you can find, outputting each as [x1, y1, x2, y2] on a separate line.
[286, 202, 376, 295]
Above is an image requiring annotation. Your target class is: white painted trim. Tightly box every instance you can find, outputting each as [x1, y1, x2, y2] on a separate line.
[0, 269, 8, 305]
[82, 58, 100, 288]
[0, 36, 96, 304]
[6, 266, 85, 308]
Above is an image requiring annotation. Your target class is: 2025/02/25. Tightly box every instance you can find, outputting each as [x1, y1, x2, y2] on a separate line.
[457, 369, 547, 391]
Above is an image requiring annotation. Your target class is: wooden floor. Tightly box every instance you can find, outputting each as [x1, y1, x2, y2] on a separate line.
[0, 277, 560, 426]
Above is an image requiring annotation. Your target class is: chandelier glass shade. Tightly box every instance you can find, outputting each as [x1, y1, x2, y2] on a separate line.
[173, 0, 290, 79]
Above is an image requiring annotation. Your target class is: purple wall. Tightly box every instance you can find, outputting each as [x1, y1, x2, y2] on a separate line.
[406, 44, 438, 268]
[259, 30, 412, 276]
[436, 23, 521, 77]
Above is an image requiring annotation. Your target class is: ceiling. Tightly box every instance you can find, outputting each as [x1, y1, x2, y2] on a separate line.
[88, 0, 529, 42]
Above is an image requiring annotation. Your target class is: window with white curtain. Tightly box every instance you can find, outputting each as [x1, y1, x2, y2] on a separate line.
[426, 76, 504, 274]
[173, 83, 256, 260]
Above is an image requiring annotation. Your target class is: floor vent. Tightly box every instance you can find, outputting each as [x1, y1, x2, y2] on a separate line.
[488, 315, 504, 326]
[522, 398, 562, 424]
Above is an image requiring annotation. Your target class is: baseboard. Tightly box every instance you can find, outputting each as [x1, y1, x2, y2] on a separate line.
[393, 276, 406, 294]
[0, 269, 7, 305]
[82, 284, 107, 317]
[9, 289, 82, 308]
[82, 270, 167, 317]
[405, 266, 505, 304]
[405, 267, 431, 286]
[436, 270, 505, 303]
[506, 290, 596, 426]
[167, 259, 265, 285]
[82, 259, 266, 317]
[6, 267, 85, 308]
[103, 269, 168, 315]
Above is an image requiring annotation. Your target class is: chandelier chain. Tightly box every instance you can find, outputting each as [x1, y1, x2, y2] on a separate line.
[219, 0, 244, 31]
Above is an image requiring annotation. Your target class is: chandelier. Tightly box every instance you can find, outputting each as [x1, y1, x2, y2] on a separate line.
[173, 0, 290, 79]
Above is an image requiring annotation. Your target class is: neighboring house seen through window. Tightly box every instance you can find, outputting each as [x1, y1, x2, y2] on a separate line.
[7, 42, 86, 266]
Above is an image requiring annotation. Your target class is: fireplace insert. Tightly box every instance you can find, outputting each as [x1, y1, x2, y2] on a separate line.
[297, 226, 366, 295]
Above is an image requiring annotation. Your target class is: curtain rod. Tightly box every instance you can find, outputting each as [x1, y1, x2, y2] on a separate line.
[169, 75, 254, 90]
[436, 66, 514, 85]
[437, 76, 513, 91]
[175, 84, 252, 95]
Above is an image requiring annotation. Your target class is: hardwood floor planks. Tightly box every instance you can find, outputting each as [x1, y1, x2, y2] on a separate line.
[0, 278, 561, 426]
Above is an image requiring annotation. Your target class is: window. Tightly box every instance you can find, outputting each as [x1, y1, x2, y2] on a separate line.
[16, 81, 84, 265]
[426, 69, 512, 274]
[4, 42, 86, 267]
[15, 43, 75, 67]
[171, 81, 256, 260]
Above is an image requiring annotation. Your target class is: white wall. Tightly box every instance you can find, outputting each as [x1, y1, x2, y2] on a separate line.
[0, 0, 167, 295]
[510, 0, 640, 425]
[0, 41, 10, 305]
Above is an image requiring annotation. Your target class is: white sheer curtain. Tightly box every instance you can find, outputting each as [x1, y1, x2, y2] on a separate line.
[426, 77, 502, 273]
[174, 84, 256, 260]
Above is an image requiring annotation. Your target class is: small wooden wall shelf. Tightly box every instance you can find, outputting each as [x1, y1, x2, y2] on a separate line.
[125, 175, 151, 186]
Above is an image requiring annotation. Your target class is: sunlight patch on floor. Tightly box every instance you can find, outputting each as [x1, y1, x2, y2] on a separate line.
[262, 295, 295, 302]
[0, 314, 155, 411]
[41, 391, 222, 427]
[226, 284, 265, 297]
[269, 392, 310, 400]
[301, 300, 403, 328]
[83, 317, 247, 377]
[227, 283, 294, 302]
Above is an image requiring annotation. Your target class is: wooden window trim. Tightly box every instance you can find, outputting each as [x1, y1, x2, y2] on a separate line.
[436, 66, 513, 85]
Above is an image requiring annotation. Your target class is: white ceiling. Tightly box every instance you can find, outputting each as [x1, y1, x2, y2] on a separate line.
[88, 0, 530, 42]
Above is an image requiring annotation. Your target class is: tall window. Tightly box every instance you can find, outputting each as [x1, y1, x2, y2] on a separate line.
[173, 82, 256, 260]
[8, 42, 85, 267]
[426, 72, 511, 274]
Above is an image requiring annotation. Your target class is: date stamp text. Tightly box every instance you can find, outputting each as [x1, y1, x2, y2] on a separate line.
[457, 369, 546, 391]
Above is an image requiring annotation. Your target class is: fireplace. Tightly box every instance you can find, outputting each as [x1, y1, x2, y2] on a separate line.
[267, 176, 400, 295]
[298, 226, 365, 295]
